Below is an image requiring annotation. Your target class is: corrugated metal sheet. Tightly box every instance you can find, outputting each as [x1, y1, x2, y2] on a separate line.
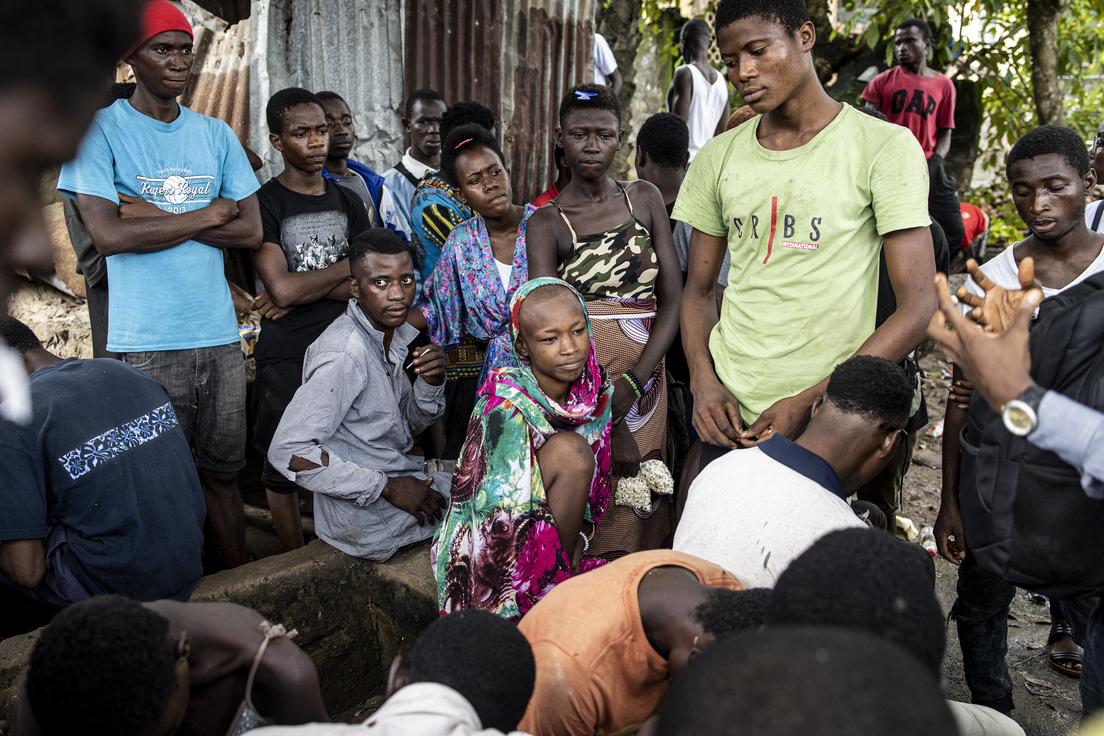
[405, 0, 593, 203]
[250, 0, 406, 179]
[181, 10, 252, 147]
[404, 0, 504, 109]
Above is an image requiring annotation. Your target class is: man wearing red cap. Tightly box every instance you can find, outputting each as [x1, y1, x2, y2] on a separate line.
[58, 0, 262, 569]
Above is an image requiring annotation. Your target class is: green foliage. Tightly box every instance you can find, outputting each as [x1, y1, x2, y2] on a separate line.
[970, 181, 1030, 247]
[837, 0, 1104, 172]
[638, 0, 688, 100]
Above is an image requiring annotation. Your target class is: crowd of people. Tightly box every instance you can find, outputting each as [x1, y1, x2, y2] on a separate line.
[2, 0, 1104, 733]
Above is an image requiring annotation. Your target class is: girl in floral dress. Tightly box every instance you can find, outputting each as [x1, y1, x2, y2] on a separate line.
[432, 278, 613, 620]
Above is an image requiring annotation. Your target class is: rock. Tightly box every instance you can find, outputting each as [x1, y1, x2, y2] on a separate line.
[0, 540, 438, 726]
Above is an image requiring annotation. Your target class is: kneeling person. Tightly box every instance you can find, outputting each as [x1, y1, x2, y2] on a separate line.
[268, 229, 450, 561]
[433, 279, 614, 620]
[674, 355, 914, 587]
[518, 549, 767, 736]
[18, 595, 328, 736]
[0, 319, 204, 608]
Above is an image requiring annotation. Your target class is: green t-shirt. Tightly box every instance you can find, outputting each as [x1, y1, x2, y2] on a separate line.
[672, 103, 930, 424]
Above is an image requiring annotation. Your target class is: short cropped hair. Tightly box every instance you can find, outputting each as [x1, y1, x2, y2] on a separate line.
[559, 83, 622, 126]
[266, 87, 324, 136]
[440, 101, 496, 145]
[0, 317, 42, 354]
[440, 123, 507, 187]
[406, 610, 536, 732]
[768, 528, 946, 674]
[26, 596, 178, 736]
[315, 90, 347, 106]
[349, 228, 410, 271]
[693, 587, 771, 639]
[683, 18, 712, 42]
[824, 355, 913, 424]
[406, 88, 446, 120]
[714, 0, 810, 37]
[107, 82, 136, 105]
[725, 105, 758, 132]
[1006, 124, 1092, 181]
[637, 112, 689, 170]
[897, 18, 932, 41]
[517, 282, 579, 329]
[0, 0, 141, 111]
[655, 627, 958, 736]
[857, 106, 889, 123]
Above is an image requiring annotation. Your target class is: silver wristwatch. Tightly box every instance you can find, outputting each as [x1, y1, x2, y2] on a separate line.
[1001, 384, 1047, 437]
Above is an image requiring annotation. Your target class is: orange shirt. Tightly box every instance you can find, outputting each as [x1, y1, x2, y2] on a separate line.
[517, 550, 742, 736]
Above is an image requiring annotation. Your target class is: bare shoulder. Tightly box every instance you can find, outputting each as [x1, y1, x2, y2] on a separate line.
[147, 600, 267, 637]
[527, 202, 571, 243]
[624, 179, 664, 210]
[528, 202, 562, 227]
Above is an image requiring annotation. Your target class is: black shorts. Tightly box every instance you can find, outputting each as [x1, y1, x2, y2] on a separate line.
[252, 361, 303, 494]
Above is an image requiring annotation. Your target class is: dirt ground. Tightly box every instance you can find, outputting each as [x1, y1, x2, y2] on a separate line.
[7, 277, 94, 359]
[4, 271, 1088, 734]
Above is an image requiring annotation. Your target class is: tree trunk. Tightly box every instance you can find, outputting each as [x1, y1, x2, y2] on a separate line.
[1026, 0, 1070, 127]
[946, 78, 983, 197]
[596, 0, 643, 180]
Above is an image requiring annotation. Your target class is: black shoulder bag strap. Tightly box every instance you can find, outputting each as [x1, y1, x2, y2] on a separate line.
[394, 162, 420, 188]
[1092, 201, 1104, 233]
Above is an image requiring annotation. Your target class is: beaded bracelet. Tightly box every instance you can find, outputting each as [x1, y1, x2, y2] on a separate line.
[622, 370, 644, 398]
[579, 531, 590, 553]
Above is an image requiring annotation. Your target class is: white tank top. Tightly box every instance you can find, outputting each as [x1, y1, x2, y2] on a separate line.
[682, 64, 730, 160]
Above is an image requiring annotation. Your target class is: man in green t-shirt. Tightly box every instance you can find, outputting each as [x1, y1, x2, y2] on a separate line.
[672, 0, 936, 460]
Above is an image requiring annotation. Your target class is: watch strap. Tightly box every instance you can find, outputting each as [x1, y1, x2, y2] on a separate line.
[1015, 383, 1047, 413]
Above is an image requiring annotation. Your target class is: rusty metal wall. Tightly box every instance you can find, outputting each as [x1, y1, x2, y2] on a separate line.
[250, 0, 406, 180]
[180, 11, 252, 148]
[405, 0, 593, 203]
[404, 0, 504, 112]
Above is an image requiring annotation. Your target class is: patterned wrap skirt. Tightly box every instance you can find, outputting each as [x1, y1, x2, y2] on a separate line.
[585, 297, 671, 559]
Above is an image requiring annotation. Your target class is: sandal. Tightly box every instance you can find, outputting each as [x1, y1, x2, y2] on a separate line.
[1047, 621, 1083, 678]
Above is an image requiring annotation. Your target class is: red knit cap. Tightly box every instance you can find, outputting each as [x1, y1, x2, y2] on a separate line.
[123, 0, 194, 60]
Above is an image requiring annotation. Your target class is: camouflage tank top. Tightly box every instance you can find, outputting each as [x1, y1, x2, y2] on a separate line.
[551, 182, 659, 301]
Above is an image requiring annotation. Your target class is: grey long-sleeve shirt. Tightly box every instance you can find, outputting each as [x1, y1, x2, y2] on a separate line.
[268, 299, 449, 561]
[1031, 390, 1104, 499]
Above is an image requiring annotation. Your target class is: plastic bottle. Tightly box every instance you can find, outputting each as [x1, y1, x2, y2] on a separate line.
[920, 526, 937, 557]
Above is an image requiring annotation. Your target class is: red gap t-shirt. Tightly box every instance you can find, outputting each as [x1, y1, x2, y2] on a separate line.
[861, 66, 956, 159]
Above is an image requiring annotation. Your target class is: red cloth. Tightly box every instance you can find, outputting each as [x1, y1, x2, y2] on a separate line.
[959, 202, 988, 252]
[531, 183, 559, 208]
[124, 0, 194, 60]
[861, 66, 956, 158]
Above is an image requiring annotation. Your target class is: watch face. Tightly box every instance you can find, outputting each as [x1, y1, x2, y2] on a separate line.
[1007, 407, 1033, 431]
[1003, 399, 1037, 436]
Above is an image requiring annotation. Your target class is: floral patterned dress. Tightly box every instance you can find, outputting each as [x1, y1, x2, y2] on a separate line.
[415, 205, 535, 385]
[431, 278, 613, 621]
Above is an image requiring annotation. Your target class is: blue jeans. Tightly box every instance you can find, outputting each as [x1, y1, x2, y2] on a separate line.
[953, 553, 1104, 718]
[951, 553, 1017, 710]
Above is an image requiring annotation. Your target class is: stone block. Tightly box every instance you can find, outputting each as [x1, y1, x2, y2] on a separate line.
[0, 539, 438, 726]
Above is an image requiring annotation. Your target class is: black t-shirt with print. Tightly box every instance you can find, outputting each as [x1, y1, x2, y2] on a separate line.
[255, 178, 372, 366]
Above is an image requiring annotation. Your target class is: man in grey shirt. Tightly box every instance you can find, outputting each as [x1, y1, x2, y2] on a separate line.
[268, 229, 450, 561]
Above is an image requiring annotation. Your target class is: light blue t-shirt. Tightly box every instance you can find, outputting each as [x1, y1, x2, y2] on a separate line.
[58, 100, 260, 352]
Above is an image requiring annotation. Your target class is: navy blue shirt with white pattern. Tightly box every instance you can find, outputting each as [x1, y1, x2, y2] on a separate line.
[0, 358, 205, 600]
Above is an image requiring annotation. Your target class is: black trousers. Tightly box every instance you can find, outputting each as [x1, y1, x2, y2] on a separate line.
[928, 154, 965, 254]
